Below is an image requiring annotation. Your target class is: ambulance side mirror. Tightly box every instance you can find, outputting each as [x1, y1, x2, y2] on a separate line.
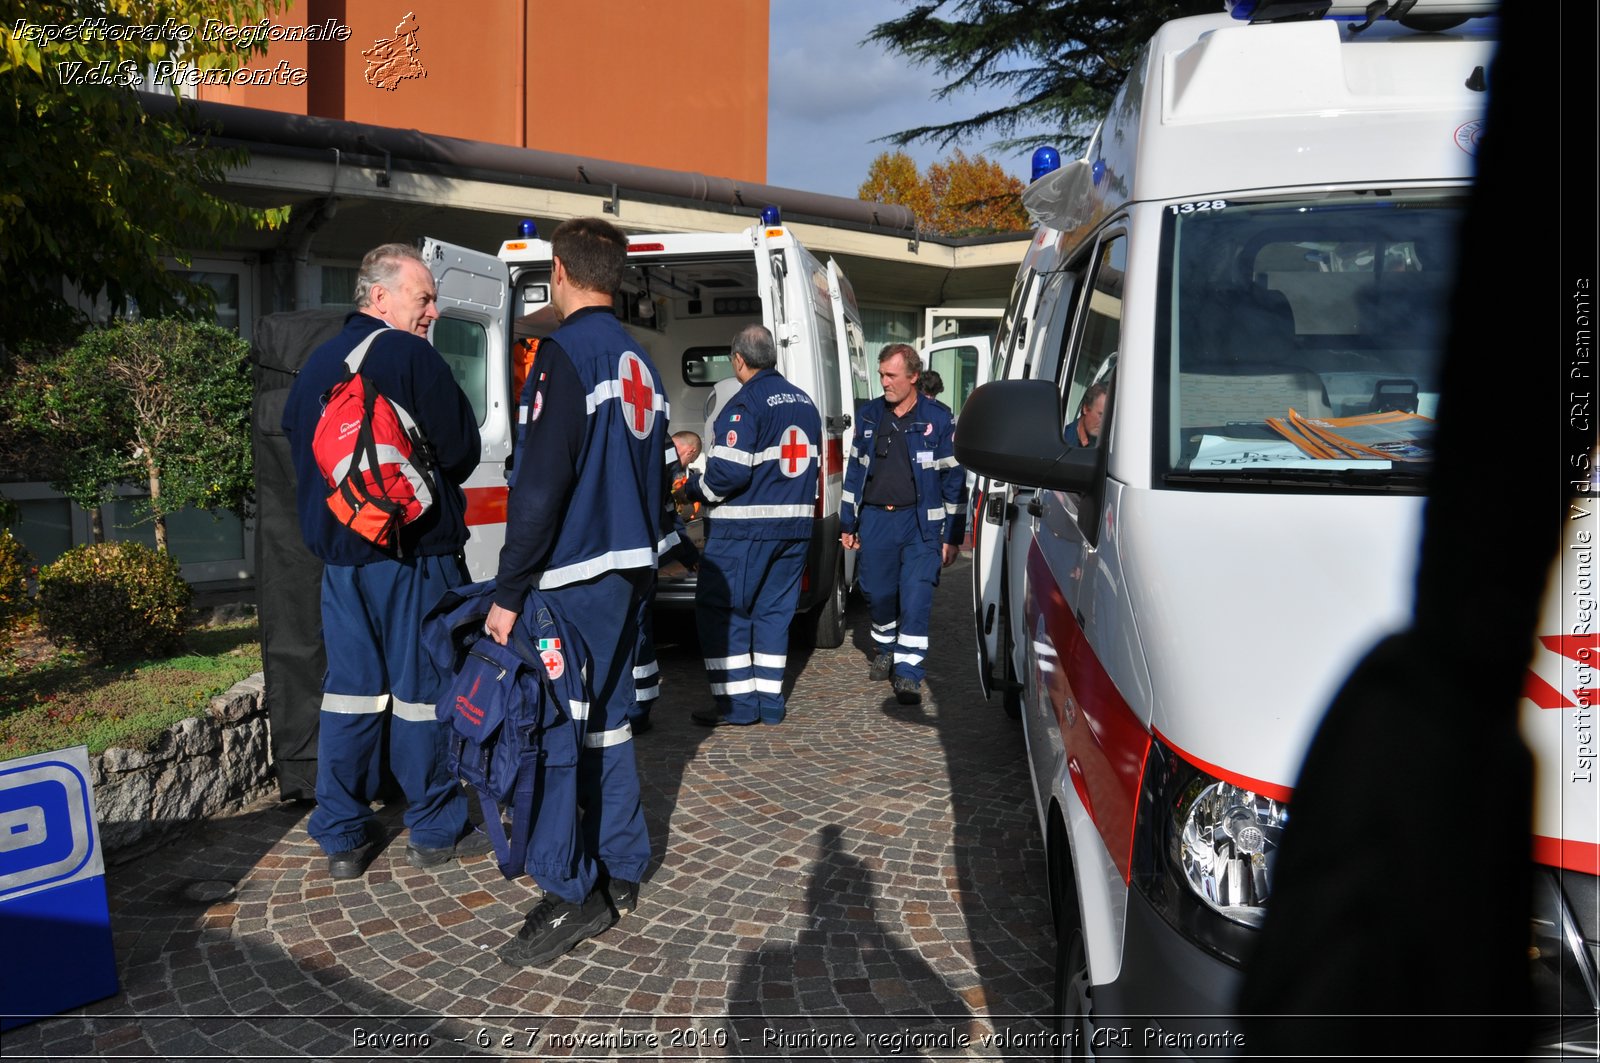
[955, 379, 1099, 493]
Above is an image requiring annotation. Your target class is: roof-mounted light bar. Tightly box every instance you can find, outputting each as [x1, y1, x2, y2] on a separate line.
[1226, 0, 1496, 26]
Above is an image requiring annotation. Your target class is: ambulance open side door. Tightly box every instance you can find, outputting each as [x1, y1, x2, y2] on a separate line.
[972, 251, 1068, 707]
[827, 258, 864, 592]
[421, 237, 513, 581]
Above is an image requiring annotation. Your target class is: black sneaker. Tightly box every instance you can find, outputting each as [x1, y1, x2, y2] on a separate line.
[498, 890, 615, 967]
[869, 653, 893, 682]
[603, 877, 639, 917]
[892, 675, 923, 705]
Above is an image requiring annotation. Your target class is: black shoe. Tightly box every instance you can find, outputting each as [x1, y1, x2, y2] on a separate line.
[326, 824, 383, 879]
[498, 890, 615, 967]
[406, 825, 493, 868]
[892, 675, 923, 705]
[691, 708, 754, 727]
[869, 653, 893, 682]
[603, 877, 639, 917]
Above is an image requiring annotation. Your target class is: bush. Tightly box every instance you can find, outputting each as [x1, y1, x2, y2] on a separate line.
[0, 531, 31, 648]
[37, 541, 191, 660]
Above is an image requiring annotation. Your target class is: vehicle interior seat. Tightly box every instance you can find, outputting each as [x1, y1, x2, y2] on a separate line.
[1178, 284, 1333, 428]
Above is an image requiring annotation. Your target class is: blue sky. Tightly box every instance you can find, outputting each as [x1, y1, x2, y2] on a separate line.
[766, 0, 1030, 197]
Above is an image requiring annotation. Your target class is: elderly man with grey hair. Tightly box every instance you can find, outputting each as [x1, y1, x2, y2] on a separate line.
[681, 323, 822, 726]
[282, 242, 485, 879]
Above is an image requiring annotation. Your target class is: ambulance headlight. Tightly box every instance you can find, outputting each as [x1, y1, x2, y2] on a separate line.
[1132, 742, 1289, 964]
[1175, 779, 1286, 928]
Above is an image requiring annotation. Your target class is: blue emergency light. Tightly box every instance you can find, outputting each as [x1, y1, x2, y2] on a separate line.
[1031, 146, 1061, 182]
[518, 219, 538, 238]
[761, 205, 781, 226]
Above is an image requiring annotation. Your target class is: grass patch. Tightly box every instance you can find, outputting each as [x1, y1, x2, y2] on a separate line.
[0, 616, 262, 759]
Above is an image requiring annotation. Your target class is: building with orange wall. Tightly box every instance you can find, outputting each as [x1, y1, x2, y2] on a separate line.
[197, 0, 769, 184]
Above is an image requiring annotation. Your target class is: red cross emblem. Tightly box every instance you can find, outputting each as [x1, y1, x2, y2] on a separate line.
[618, 351, 655, 440]
[779, 426, 812, 478]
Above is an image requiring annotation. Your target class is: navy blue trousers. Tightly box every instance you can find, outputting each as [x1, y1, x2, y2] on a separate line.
[525, 571, 652, 903]
[696, 537, 807, 724]
[310, 555, 468, 855]
[856, 506, 940, 684]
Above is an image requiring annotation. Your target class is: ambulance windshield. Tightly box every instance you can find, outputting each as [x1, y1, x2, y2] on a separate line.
[1159, 189, 1465, 486]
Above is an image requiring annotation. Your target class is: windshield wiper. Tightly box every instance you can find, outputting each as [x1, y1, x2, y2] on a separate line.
[1164, 467, 1431, 492]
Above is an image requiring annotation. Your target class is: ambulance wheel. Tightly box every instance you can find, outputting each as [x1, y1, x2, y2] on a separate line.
[1050, 838, 1092, 1062]
[1053, 924, 1093, 1062]
[809, 555, 847, 649]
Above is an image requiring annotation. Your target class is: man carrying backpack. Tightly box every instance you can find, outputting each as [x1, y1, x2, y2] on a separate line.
[483, 217, 669, 967]
[282, 242, 484, 880]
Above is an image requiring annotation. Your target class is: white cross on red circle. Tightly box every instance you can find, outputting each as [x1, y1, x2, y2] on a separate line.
[618, 351, 655, 440]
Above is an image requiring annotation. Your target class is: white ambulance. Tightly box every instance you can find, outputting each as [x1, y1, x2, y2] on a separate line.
[422, 212, 868, 647]
[958, 2, 1596, 1051]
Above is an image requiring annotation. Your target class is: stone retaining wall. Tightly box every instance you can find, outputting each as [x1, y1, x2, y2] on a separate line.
[90, 671, 274, 858]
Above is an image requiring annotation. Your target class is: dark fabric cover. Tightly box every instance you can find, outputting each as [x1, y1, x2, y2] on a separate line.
[252, 309, 346, 801]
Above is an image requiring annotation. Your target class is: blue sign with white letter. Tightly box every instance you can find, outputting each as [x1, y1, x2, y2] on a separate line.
[0, 746, 118, 1031]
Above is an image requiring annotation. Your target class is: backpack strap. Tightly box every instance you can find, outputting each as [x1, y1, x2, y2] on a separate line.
[342, 327, 386, 374]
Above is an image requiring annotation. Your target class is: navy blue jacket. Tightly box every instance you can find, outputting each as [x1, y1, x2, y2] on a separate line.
[686, 368, 820, 541]
[282, 313, 480, 565]
[493, 307, 669, 611]
[840, 393, 966, 546]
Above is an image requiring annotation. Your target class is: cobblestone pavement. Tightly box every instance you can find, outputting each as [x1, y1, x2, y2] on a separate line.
[4, 556, 1060, 1061]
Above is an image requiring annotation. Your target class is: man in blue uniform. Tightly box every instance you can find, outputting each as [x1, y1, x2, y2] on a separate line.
[629, 430, 701, 736]
[840, 343, 966, 706]
[484, 217, 669, 967]
[683, 324, 820, 727]
[282, 243, 483, 879]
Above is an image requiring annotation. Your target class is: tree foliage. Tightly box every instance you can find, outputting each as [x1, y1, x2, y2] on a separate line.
[859, 149, 1028, 237]
[3, 319, 254, 553]
[0, 0, 284, 351]
[867, 0, 1217, 156]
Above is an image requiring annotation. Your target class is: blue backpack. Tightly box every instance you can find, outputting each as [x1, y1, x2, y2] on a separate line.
[426, 584, 580, 880]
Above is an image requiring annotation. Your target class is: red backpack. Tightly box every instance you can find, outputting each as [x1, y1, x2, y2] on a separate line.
[311, 329, 435, 551]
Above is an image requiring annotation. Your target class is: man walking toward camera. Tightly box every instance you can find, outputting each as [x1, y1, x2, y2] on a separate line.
[282, 242, 483, 880]
[483, 217, 668, 967]
[839, 343, 965, 706]
[682, 324, 819, 727]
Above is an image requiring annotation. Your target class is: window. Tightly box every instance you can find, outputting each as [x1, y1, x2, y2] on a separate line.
[927, 343, 981, 416]
[682, 347, 734, 387]
[1061, 234, 1126, 445]
[861, 307, 918, 360]
[107, 499, 246, 567]
[432, 316, 490, 426]
[1159, 190, 1464, 485]
[8, 496, 75, 566]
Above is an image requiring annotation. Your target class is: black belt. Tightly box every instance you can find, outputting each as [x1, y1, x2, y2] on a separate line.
[864, 502, 913, 511]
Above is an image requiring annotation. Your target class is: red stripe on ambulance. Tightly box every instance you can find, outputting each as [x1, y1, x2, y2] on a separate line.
[1026, 540, 1150, 884]
[464, 485, 508, 527]
[1531, 835, 1600, 876]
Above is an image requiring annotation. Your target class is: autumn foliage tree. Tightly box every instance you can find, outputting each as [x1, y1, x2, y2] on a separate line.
[859, 149, 1028, 237]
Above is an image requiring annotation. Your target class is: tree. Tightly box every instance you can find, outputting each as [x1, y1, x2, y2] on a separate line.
[0, 1, 284, 352]
[858, 149, 1028, 237]
[866, 0, 1216, 157]
[4, 319, 254, 553]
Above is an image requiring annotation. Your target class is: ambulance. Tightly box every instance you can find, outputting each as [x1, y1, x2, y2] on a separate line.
[956, 1, 1596, 1052]
[421, 211, 868, 648]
